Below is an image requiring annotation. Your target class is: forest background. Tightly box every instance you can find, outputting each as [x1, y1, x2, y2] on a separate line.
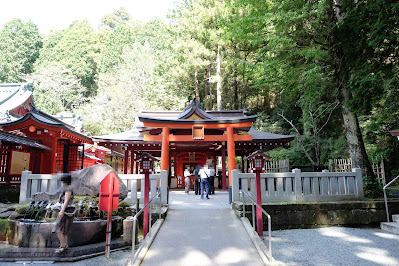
[0, 0, 398, 195]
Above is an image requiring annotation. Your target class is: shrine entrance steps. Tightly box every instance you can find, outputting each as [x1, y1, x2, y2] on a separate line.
[139, 191, 265, 266]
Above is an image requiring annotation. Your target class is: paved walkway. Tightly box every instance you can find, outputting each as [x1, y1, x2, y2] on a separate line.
[3, 191, 399, 265]
[139, 191, 264, 266]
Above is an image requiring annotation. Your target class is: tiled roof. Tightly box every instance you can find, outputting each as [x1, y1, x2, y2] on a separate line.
[0, 130, 50, 150]
[0, 83, 34, 122]
[0, 108, 92, 143]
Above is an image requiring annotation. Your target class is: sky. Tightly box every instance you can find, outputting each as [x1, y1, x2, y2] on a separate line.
[0, 0, 177, 34]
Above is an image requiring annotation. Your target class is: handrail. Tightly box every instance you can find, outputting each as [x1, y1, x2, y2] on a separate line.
[240, 189, 272, 262]
[383, 174, 399, 222]
[131, 190, 162, 264]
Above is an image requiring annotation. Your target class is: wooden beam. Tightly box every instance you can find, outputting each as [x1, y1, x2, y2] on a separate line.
[142, 121, 253, 129]
[144, 134, 252, 142]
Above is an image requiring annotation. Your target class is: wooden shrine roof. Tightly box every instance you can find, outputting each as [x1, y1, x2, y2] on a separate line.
[0, 130, 50, 150]
[93, 100, 294, 144]
[0, 108, 92, 143]
[0, 83, 34, 122]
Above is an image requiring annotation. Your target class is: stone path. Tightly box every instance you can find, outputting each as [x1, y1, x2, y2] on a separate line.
[3, 191, 399, 265]
[140, 191, 264, 266]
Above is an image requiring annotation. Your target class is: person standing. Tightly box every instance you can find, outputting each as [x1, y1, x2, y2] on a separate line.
[193, 165, 200, 195]
[209, 164, 215, 195]
[184, 167, 191, 194]
[199, 164, 210, 199]
[52, 173, 75, 253]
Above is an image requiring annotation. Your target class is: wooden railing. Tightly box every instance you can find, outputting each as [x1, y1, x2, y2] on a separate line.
[19, 170, 168, 205]
[232, 168, 364, 203]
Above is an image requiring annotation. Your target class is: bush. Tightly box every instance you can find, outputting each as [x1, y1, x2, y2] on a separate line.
[363, 176, 383, 198]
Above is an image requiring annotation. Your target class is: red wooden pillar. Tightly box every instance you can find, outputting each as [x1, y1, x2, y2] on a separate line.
[221, 144, 227, 191]
[226, 127, 236, 186]
[161, 127, 170, 184]
[255, 171, 263, 237]
[143, 170, 150, 237]
[51, 137, 58, 173]
[124, 149, 128, 174]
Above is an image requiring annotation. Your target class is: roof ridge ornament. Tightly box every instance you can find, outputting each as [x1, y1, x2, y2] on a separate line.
[178, 99, 214, 120]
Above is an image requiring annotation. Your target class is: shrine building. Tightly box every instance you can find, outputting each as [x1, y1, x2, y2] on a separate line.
[93, 100, 294, 190]
[0, 108, 93, 175]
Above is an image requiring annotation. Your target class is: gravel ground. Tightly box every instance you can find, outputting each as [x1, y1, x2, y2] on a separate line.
[269, 226, 399, 265]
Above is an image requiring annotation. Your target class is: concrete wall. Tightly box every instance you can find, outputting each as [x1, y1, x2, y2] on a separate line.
[233, 200, 399, 230]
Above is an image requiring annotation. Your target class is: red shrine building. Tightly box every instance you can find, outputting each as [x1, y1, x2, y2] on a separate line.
[0, 108, 93, 174]
[93, 100, 294, 190]
[0, 83, 93, 182]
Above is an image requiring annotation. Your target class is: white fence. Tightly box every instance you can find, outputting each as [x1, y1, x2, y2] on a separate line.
[232, 168, 364, 203]
[19, 170, 168, 206]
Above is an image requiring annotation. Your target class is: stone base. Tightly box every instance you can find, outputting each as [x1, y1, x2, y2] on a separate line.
[0, 239, 127, 262]
[232, 200, 399, 230]
[8, 216, 123, 248]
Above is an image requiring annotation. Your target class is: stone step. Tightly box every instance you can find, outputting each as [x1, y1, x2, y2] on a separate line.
[381, 222, 399, 234]
[392, 214, 399, 223]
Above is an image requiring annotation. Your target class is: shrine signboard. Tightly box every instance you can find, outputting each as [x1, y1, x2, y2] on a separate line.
[99, 170, 120, 258]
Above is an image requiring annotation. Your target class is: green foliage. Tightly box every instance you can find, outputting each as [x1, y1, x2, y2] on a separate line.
[363, 176, 383, 198]
[0, 219, 10, 236]
[0, 19, 42, 82]
[1, 1, 399, 180]
[99, 24, 137, 73]
[34, 20, 99, 93]
[27, 62, 85, 114]
[253, 111, 284, 134]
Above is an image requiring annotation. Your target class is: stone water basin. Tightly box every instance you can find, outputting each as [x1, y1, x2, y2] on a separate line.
[8, 216, 123, 248]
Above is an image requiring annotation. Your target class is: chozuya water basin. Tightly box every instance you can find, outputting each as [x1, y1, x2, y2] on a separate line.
[8, 215, 123, 248]
[7, 197, 124, 248]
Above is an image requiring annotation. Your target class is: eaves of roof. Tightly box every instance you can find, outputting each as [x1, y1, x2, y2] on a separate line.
[0, 109, 92, 143]
[247, 127, 295, 142]
[0, 130, 50, 150]
[0, 83, 33, 111]
[138, 115, 258, 124]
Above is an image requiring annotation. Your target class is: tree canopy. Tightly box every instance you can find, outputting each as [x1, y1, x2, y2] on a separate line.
[1, 1, 398, 190]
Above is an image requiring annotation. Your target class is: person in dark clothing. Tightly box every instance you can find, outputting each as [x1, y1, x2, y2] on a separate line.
[193, 165, 200, 195]
[209, 164, 215, 195]
[217, 171, 222, 188]
[52, 173, 75, 254]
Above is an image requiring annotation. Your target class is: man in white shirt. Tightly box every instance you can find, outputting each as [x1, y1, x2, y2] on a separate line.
[199, 163, 210, 199]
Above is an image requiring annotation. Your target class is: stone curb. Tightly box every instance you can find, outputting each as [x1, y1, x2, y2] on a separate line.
[240, 217, 274, 265]
[129, 219, 164, 266]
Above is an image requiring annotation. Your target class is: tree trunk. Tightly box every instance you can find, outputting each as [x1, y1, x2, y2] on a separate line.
[204, 68, 211, 110]
[341, 86, 375, 177]
[233, 67, 239, 109]
[195, 70, 200, 102]
[216, 44, 222, 111]
[332, 0, 375, 178]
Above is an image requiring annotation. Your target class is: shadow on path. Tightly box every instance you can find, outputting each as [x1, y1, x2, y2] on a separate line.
[140, 191, 264, 266]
